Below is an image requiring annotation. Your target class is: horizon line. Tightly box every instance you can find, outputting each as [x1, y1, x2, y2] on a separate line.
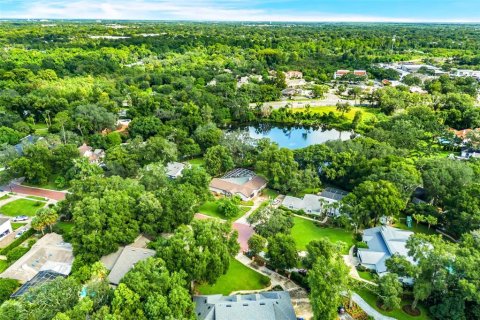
[2, 18, 480, 24]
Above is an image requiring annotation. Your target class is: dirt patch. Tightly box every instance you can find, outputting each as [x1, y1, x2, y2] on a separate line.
[375, 300, 393, 312]
[402, 304, 421, 316]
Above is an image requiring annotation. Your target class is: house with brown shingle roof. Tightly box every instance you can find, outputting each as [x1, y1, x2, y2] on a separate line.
[209, 169, 267, 201]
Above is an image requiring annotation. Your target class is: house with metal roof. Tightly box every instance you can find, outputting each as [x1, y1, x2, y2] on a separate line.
[357, 226, 414, 274]
[194, 291, 296, 320]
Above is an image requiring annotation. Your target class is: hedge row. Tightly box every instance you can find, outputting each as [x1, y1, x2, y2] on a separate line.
[0, 228, 35, 256]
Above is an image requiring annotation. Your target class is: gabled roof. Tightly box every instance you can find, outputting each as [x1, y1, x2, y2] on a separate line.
[319, 187, 349, 201]
[358, 226, 414, 273]
[107, 246, 155, 285]
[194, 291, 296, 320]
[166, 162, 187, 178]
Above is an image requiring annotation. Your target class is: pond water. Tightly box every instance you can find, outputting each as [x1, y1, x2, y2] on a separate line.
[238, 124, 353, 149]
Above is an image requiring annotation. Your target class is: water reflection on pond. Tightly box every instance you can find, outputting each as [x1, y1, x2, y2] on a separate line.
[236, 124, 353, 149]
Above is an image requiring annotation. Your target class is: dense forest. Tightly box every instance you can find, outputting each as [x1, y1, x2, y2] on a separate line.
[0, 21, 480, 320]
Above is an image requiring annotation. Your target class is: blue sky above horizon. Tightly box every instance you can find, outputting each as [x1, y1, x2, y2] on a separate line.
[1, 0, 480, 22]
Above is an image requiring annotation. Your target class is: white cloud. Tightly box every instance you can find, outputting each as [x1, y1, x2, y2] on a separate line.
[1, 0, 480, 22]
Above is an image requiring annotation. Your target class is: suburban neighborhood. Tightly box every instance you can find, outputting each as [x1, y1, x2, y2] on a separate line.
[0, 11, 480, 320]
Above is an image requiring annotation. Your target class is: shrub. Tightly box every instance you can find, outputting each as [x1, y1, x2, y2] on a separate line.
[6, 246, 29, 263]
[0, 278, 19, 303]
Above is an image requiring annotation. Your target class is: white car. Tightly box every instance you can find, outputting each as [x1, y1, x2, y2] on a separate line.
[15, 229, 25, 239]
[13, 215, 28, 222]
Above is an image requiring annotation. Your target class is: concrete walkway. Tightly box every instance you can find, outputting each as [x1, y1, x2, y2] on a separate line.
[236, 254, 313, 320]
[343, 246, 377, 286]
[350, 292, 396, 320]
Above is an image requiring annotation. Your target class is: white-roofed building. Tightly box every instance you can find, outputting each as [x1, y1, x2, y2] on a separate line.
[165, 162, 188, 179]
[281, 188, 348, 217]
[357, 226, 414, 274]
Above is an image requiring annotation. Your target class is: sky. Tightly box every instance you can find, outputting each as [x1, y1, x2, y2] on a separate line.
[1, 0, 480, 23]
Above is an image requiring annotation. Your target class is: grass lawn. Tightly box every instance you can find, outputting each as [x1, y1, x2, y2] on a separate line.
[198, 201, 249, 220]
[0, 195, 10, 201]
[261, 188, 279, 199]
[357, 270, 376, 282]
[55, 221, 74, 237]
[355, 285, 431, 320]
[394, 217, 436, 236]
[33, 123, 49, 136]
[0, 199, 45, 217]
[0, 260, 9, 273]
[197, 258, 270, 295]
[291, 217, 354, 254]
[187, 158, 205, 167]
[26, 196, 47, 202]
[12, 223, 27, 231]
[23, 179, 64, 191]
[292, 106, 380, 122]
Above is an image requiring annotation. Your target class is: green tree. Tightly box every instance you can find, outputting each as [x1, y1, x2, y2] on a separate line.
[377, 273, 403, 310]
[0, 279, 19, 304]
[217, 197, 240, 219]
[336, 102, 352, 116]
[247, 234, 267, 256]
[153, 220, 239, 286]
[204, 145, 234, 177]
[341, 180, 405, 230]
[308, 252, 349, 320]
[119, 257, 195, 320]
[266, 234, 298, 271]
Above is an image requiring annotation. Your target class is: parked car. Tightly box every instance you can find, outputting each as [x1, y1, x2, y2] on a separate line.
[13, 215, 28, 222]
[15, 229, 26, 238]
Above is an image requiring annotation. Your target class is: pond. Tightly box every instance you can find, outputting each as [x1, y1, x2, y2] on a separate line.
[236, 124, 353, 149]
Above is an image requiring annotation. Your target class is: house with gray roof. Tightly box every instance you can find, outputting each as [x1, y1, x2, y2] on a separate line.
[357, 226, 414, 274]
[101, 245, 155, 286]
[281, 187, 348, 217]
[165, 162, 189, 179]
[194, 291, 296, 320]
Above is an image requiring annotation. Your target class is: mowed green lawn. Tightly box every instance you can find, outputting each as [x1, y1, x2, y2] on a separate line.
[292, 106, 380, 122]
[0, 199, 45, 217]
[198, 201, 249, 220]
[355, 285, 431, 320]
[197, 259, 270, 295]
[291, 217, 355, 254]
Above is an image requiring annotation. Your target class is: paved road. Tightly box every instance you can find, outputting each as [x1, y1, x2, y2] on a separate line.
[8, 184, 67, 201]
[250, 90, 358, 110]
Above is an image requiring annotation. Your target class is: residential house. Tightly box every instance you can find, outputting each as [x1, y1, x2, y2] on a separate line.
[457, 148, 480, 160]
[318, 187, 349, 217]
[334, 70, 351, 79]
[281, 188, 348, 217]
[357, 226, 414, 274]
[194, 291, 296, 320]
[78, 143, 105, 165]
[209, 169, 267, 201]
[11, 270, 66, 298]
[103, 246, 155, 286]
[0, 218, 13, 241]
[1, 233, 73, 283]
[165, 162, 189, 179]
[14, 135, 43, 155]
[354, 70, 368, 77]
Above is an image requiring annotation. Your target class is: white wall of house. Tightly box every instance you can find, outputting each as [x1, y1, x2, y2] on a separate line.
[0, 220, 13, 240]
